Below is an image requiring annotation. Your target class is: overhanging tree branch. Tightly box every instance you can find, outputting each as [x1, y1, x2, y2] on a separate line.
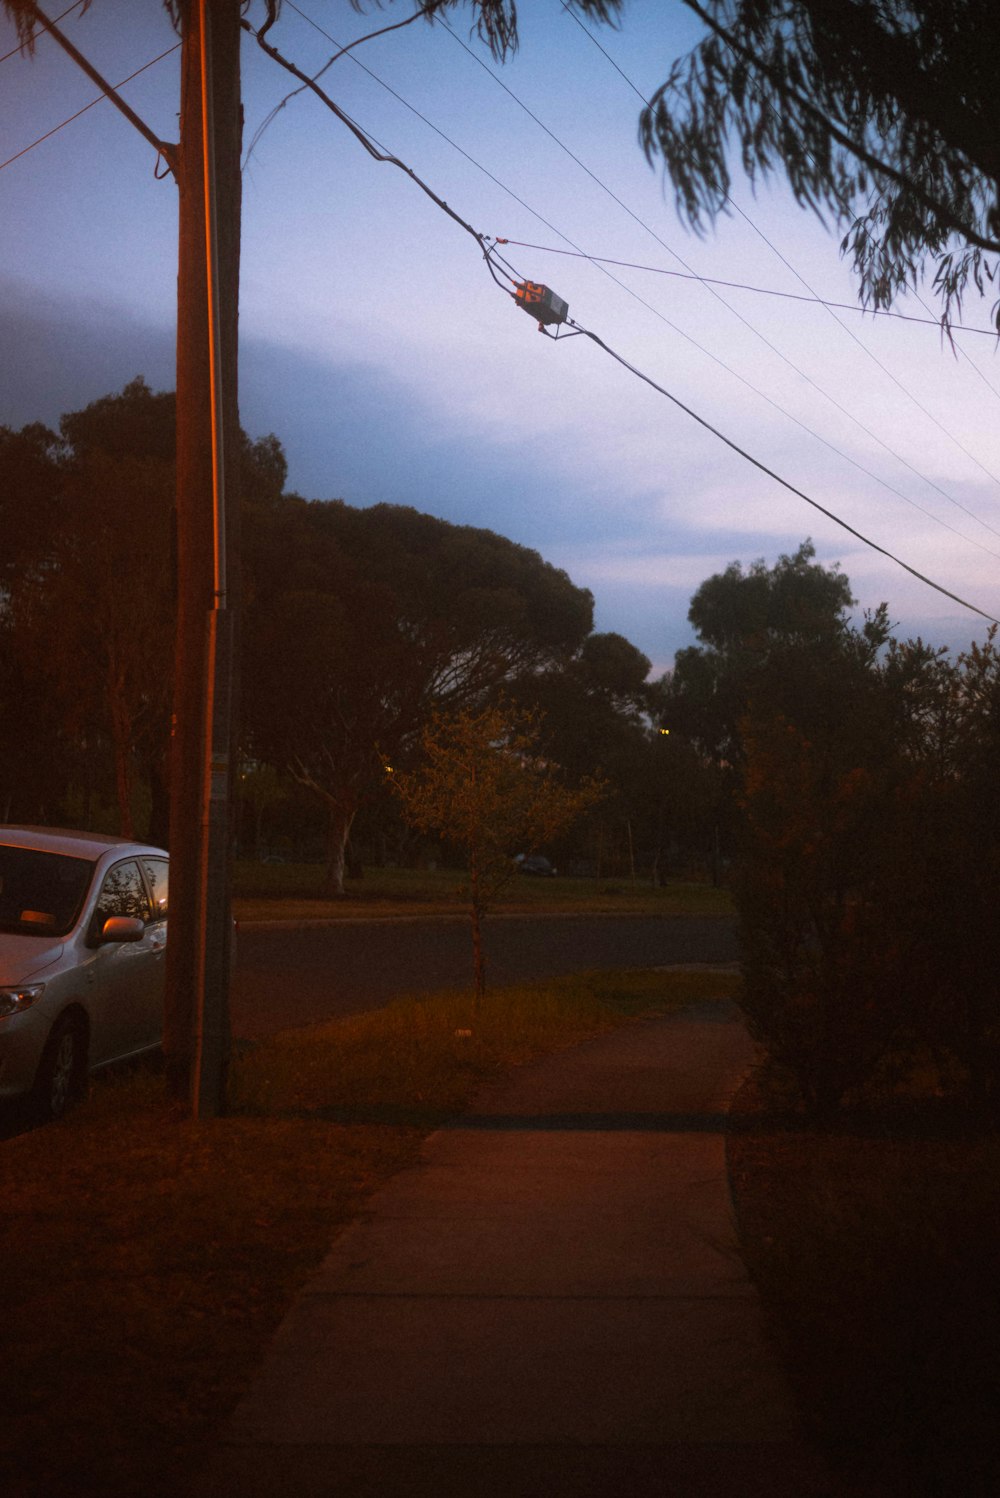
[670, 0, 1000, 255]
[23, 1, 178, 178]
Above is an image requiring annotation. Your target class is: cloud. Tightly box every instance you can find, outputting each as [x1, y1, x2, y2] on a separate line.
[3, 278, 991, 674]
[0, 281, 175, 431]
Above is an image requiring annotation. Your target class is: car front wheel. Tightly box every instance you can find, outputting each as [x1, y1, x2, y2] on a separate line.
[33, 1015, 87, 1121]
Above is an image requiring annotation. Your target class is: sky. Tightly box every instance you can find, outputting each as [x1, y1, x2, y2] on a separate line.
[2, 0, 1000, 677]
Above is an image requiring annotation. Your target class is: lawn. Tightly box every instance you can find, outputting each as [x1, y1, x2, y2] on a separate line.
[1, 967, 732, 1498]
[232, 859, 734, 922]
[6, 959, 996, 1498]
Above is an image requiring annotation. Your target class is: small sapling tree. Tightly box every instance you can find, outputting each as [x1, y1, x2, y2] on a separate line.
[391, 702, 603, 1006]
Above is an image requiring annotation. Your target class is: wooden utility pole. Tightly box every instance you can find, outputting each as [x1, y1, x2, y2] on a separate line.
[18, 1, 243, 1114]
[165, 0, 242, 1113]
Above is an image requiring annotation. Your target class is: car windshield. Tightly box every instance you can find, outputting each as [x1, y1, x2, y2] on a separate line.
[0, 846, 95, 937]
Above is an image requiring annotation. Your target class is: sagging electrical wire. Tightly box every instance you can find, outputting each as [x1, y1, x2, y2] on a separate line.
[0, 38, 180, 176]
[556, 311, 1000, 626]
[445, 11, 1000, 521]
[495, 239, 998, 338]
[242, 14, 508, 293]
[245, 0, 428, 168]
[266, 2, 595, 287]
[245, 18, 997, 628]
[277, 2, 1000, 562]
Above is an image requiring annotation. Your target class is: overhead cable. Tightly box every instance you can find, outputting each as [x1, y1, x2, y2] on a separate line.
[448, 11, 1000, 527]
[245, 16, 998, 627]
[0, 0, 84, 65]
[495, 239, 998, 336]
[0, 39, 180, 174]
[560, 4, 1000, 487]
[281, 2, 1000, 559]
[559, 316, 999, 626]
[241, 17, 504, 273]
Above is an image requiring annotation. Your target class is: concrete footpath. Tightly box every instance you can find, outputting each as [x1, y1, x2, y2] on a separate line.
[197, 1001, 837, 1497]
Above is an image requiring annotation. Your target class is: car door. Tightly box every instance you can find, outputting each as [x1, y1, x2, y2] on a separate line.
[85, 858, 163, 1063]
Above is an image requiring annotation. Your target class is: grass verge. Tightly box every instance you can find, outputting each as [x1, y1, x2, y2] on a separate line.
[727, 1062, 1000, 1497]
[232, 861, 733, 922]
[2, 967, 735, 1498]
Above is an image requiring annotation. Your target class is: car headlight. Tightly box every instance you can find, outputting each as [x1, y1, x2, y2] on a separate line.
[0, 984, 46, 1019]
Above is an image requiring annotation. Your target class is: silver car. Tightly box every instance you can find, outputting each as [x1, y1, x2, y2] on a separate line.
[0, 826, 168, 1119]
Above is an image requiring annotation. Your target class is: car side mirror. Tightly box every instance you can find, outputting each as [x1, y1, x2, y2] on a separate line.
[100, 915, 146, 944]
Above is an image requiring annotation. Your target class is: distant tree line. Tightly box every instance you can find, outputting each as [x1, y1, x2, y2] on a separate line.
[5, 379, 998, 1113]
[0, 378, 720, 888]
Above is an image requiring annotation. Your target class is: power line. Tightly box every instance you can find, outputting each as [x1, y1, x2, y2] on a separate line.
[555, 5, 1000, 497]
[280, 3, 1000, 559]
[558, 316, 999, 626]
[276, 2, 1000, 565]
[244, 1, 427, 167]
[246, 18, 998, 628]
[242, 18, 505, 274]
[0, 40, 180, 174]
[0, 0, 84, 65]
[439, 15, 1000, 545]
[911, 284, 1000, 402]
[723, 188, 1000, 446]
[494, 238, 998, 337]
[577, 0, 1000, 428]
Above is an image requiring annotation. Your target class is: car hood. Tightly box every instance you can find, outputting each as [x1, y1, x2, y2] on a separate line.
[0, 932, 66, 985]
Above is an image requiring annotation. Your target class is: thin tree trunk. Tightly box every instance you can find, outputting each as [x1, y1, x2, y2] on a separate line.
[111, 714, 134, 838]
[107, 660, 135, 837]
[323, 800, 356, 896]
[146, 745, 170, 848]
[470, 835, 485, 1006]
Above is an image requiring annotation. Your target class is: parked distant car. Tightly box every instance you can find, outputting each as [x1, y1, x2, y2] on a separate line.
[0, 827, 169, 1120]
[517, 854, 557, 877]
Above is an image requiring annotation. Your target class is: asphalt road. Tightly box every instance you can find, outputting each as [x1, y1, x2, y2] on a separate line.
[231, 914, 740, 1039]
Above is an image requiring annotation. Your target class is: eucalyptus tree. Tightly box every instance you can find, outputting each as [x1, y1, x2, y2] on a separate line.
[662, 540, 858, 767]
[642, 0, 1000, 328]
[244, 499, 595, 896]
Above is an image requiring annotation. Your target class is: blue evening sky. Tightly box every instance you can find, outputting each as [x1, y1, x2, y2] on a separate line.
[2, 0, 999, 674]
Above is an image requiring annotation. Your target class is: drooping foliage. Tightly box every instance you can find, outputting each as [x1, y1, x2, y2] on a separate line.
[642, 1, 1000, 327]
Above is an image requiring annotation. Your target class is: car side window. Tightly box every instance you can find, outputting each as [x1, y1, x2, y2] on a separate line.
[92, 860, 151, 935]
[140, 857, 169, 923]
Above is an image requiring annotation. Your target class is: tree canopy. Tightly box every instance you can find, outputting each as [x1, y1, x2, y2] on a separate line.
[243, 496, 596, 893]
[0, 379, 287, 837]
[392, 701, 603, 1000]
[662, 540, 860, 764]
[643, 1, 1000, 327]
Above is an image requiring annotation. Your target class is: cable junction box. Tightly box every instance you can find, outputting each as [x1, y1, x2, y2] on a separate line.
[514, 281, 569, 326]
